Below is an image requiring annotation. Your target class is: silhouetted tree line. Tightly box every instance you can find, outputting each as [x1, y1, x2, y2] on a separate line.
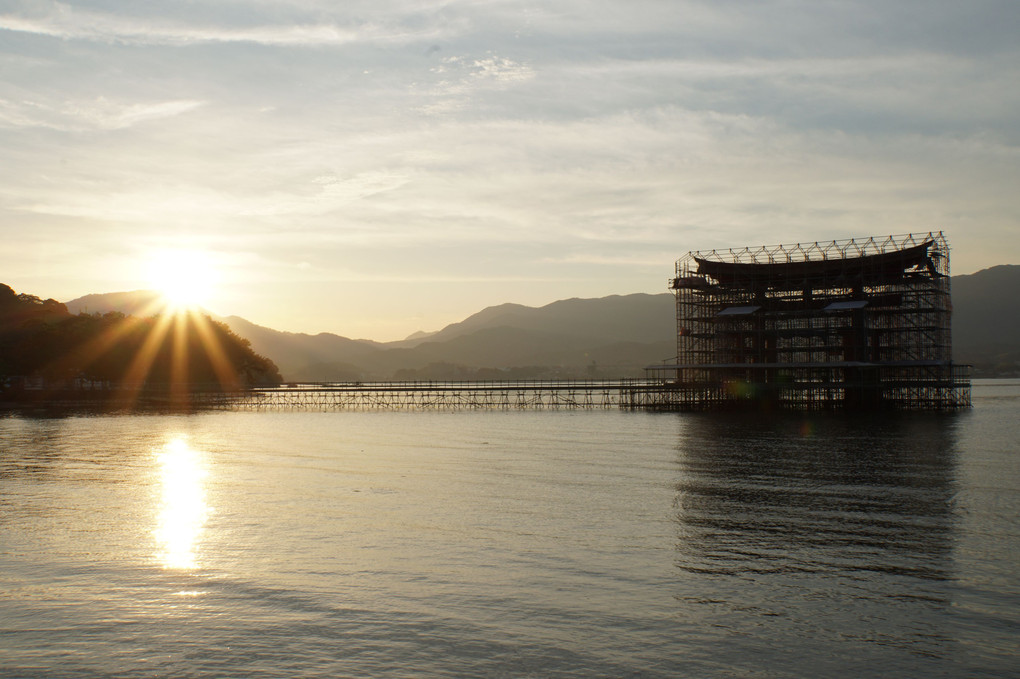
[0, 283, 281, 391]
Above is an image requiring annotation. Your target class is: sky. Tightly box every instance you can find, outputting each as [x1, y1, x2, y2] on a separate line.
[2, 0, 1018, 341]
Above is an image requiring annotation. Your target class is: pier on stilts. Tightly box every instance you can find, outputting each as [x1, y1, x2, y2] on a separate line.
[223, 379, 674, 411]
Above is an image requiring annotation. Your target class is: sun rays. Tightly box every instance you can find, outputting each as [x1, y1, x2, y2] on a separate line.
[41, 301, 252, 409]
[24, 246, 279, 407]
[111, 309, 243, 407]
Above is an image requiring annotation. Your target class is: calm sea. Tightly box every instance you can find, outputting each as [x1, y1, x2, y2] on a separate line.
[1, 381, 1018, 678]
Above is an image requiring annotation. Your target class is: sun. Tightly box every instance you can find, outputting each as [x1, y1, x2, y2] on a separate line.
[146, 249, 219, 311]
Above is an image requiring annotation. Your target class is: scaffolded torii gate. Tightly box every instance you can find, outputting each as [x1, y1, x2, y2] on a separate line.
[653, 232, 971, 410]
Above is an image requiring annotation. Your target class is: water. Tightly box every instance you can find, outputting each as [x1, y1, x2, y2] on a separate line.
[1, 381, 1018, 677]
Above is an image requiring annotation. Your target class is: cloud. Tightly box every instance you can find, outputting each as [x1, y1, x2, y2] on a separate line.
[1, 0, 1017, 338]
[9, 169, 411, 224]
[0, 96, 204, 131]
[0, 1, 454, 46]
[539, 253, 671, 267]
[239, 171, 411, 217]
[416, 54, 535, 115]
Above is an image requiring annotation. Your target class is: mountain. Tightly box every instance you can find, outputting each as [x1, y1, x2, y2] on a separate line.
[372, 294, 677, 379]
[951, 264, 1020, 375]
[63, 290, 676, 380]
[64, 290, 164, 317]
[395, 294, 675, 347]
[213, 294, 676, 381]
[62, 267, 1020, 380]
[3, 284, 280, 388]
[368, 324, 675, 380]
[215, 314, 383, 381]
[403, 329, 437, 342]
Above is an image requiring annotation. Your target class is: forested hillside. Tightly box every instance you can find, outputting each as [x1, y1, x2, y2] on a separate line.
[952, 264, 1020, 375]
[1, 283, 281, 390]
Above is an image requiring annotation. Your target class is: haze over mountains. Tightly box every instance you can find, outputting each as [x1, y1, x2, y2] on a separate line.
[950, 265, 1020, 375]
[65, 265, 1020, 380]
[67, 292, 677, 380]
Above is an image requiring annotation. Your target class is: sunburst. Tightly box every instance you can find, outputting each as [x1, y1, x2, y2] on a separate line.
[146, 248, 219, 312]
[41, 246, 245, 407]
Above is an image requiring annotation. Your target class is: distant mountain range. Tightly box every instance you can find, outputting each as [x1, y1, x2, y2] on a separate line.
[213, 294, 678, 381]
[65, 264, 1020, 380]
[951, 265, 1020, 376]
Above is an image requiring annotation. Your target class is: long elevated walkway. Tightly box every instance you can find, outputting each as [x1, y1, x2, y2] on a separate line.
[232, 380, 672, 410]
[5, 376, 971, 412]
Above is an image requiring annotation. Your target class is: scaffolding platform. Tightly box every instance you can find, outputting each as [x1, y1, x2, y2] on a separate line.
[649, 232, 971, 410]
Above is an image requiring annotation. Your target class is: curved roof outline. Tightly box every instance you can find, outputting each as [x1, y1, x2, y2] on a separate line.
[693, 240, 935, 289]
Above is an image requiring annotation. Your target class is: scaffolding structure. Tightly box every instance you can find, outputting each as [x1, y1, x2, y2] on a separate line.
[657, 232, 971, 410]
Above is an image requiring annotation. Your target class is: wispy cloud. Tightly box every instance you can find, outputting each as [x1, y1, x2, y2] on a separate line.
[416, 54, 535, 115]
[9, 169, 410, 223]
[540, 253, 671, 267]
[0, 2, 453, 46]
[240, 171, 412, 217]
[0, 96, 203, 131]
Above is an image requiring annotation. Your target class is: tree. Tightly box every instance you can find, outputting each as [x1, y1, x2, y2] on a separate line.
[0, 283, 282, 391]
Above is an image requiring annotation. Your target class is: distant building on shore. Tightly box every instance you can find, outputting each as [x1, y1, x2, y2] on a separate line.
[653, 232, 971, 410]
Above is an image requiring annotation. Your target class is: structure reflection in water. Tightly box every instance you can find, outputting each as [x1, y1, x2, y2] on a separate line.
[673, 413, 959, 579]
[669, 412, 969, 670]
[155, 436, 208, 569]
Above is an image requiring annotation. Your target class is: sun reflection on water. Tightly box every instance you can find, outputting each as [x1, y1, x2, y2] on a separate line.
[155, 437, 208, 569]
